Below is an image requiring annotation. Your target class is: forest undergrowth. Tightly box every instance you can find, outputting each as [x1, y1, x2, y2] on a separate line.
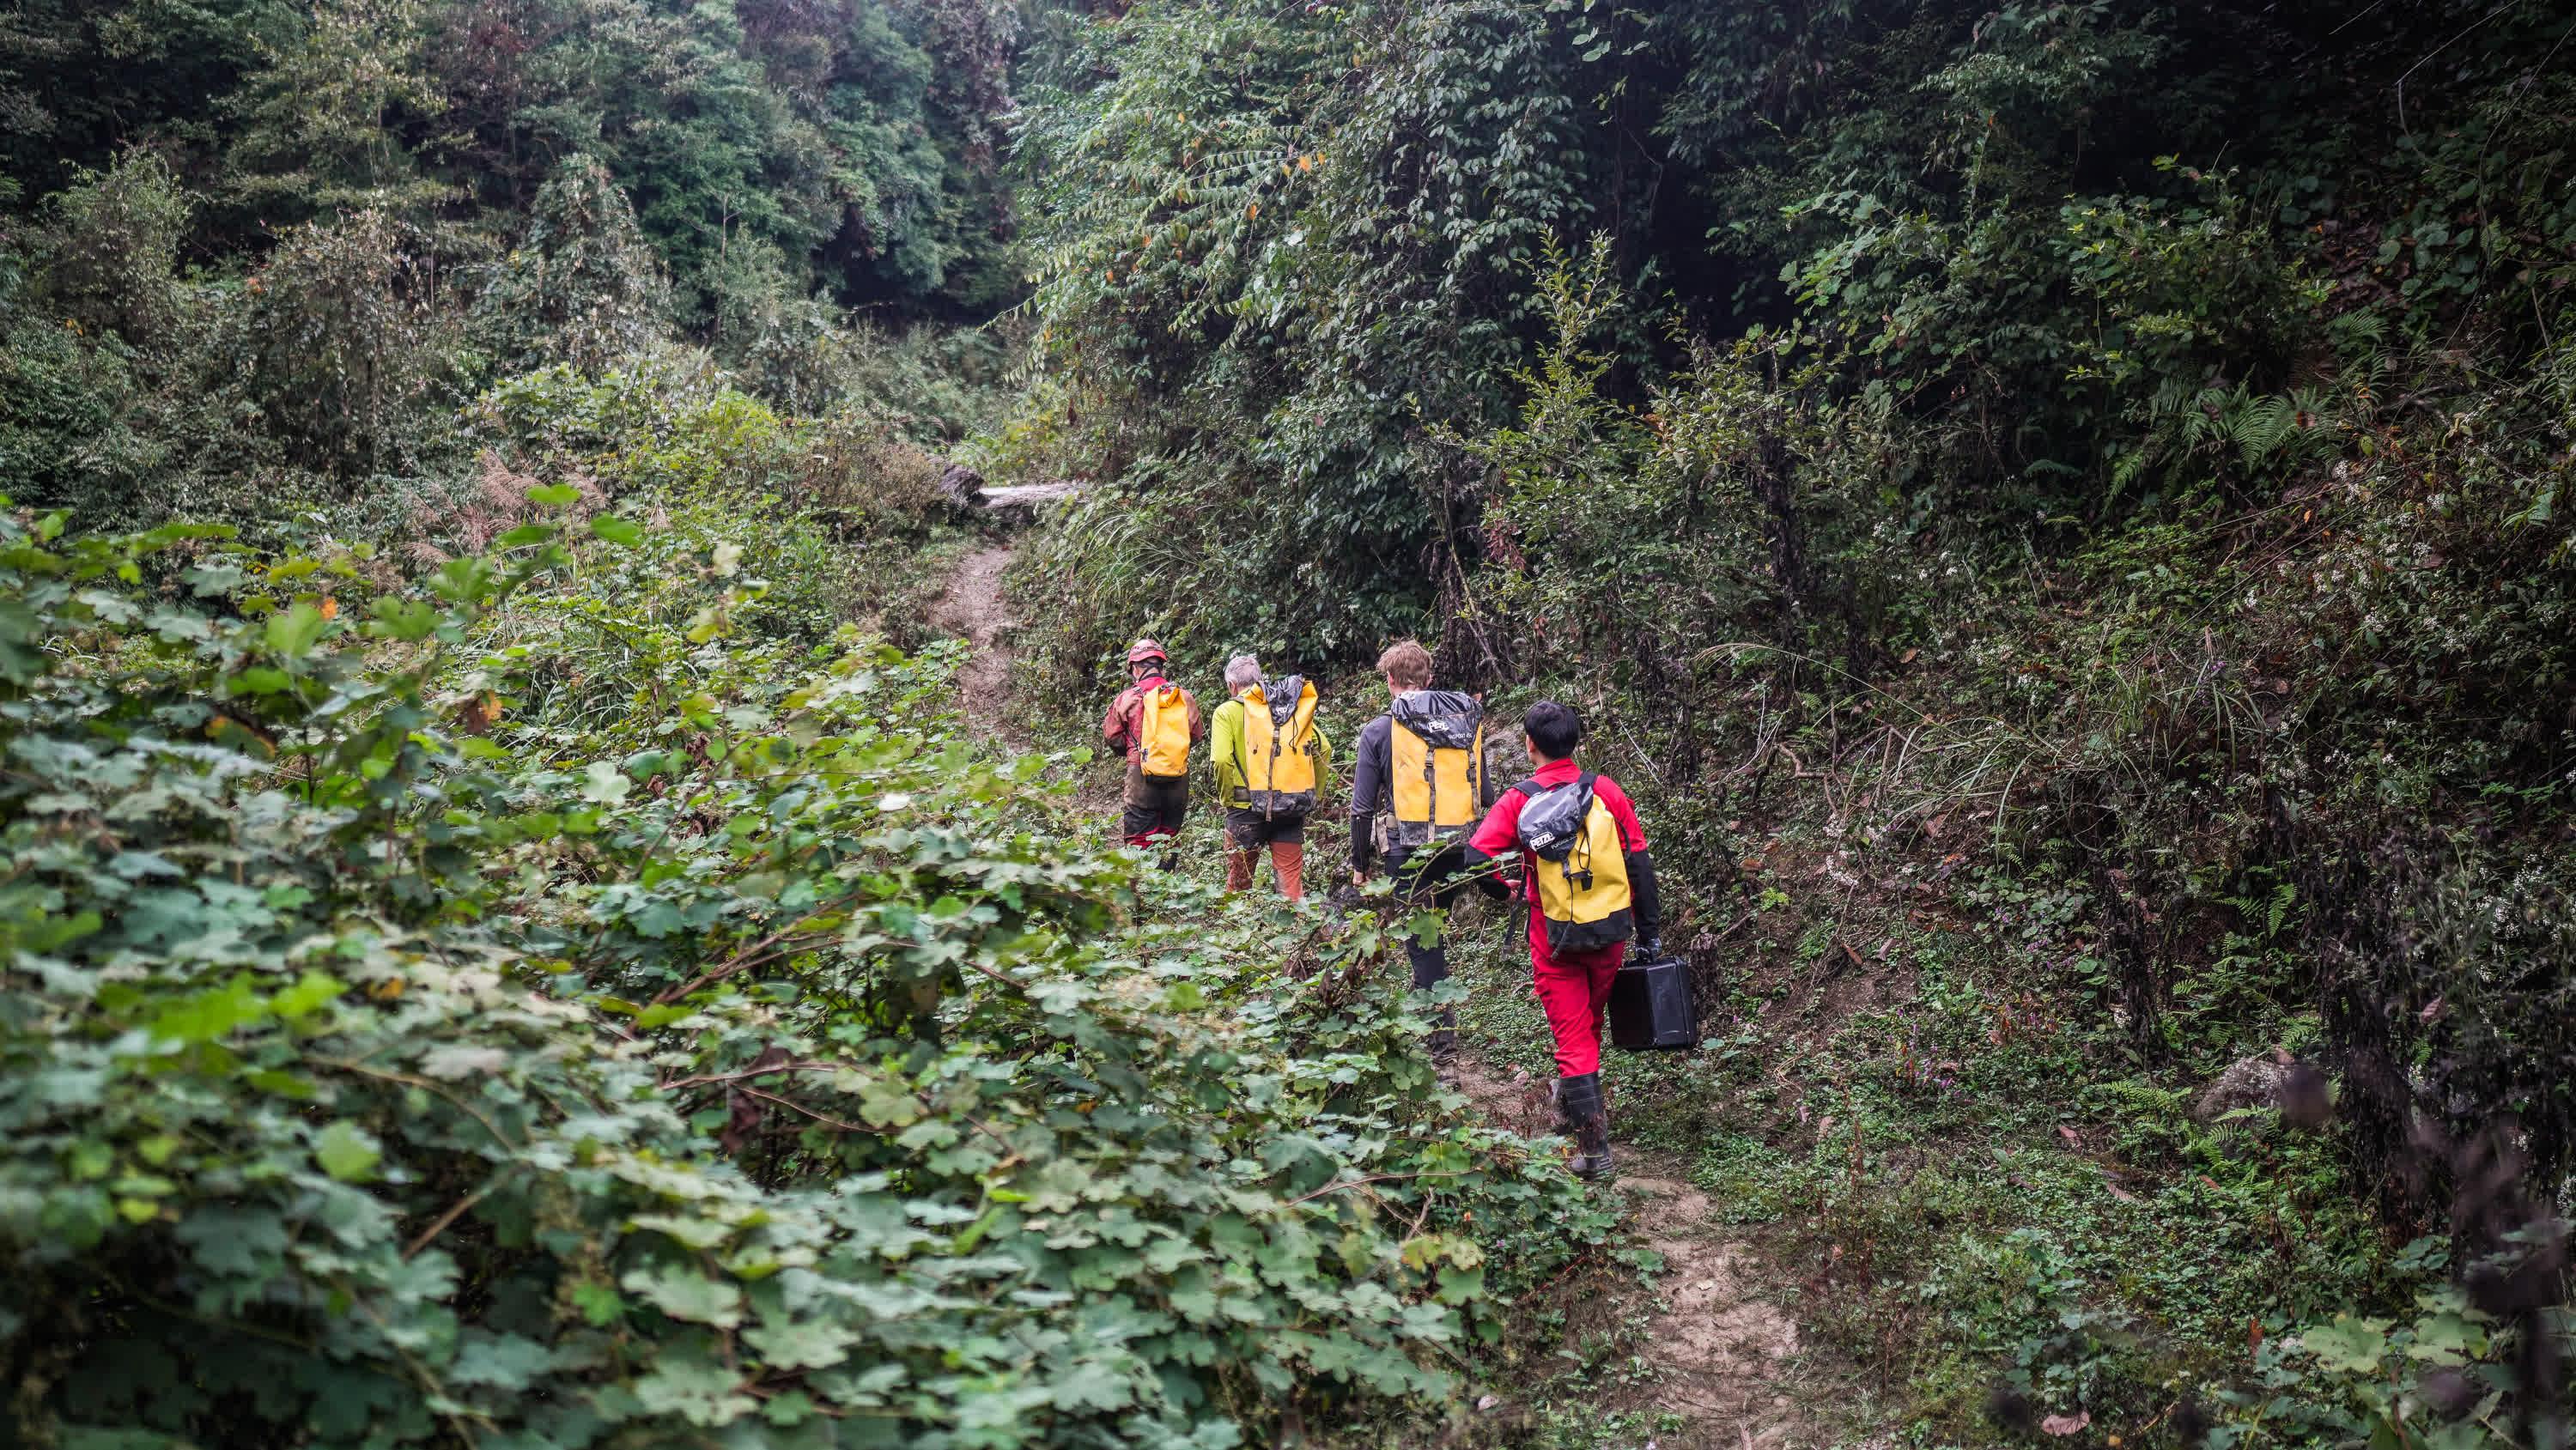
[8, 0, 2576, 1444]
[981, 0, 2576, 1441]
[0, 430, 1660, 1448]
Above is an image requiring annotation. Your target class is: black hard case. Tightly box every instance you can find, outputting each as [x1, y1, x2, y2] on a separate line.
[1607, 953, 1698, 1051]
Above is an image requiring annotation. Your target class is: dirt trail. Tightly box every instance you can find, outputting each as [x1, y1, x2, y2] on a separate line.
[929, 546, 1807, 1442]
[929, 543, 1021, 744]
[1452, 1054, 1807, 1448]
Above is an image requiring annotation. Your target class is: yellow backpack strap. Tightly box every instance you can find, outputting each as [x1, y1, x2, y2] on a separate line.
[1391, 719, 1416, 822]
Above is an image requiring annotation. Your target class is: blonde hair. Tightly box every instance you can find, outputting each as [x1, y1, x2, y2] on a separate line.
[1376, 640, 1433, 691]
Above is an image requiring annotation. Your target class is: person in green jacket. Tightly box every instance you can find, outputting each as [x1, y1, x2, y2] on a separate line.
[1208, 653, 1332, 899]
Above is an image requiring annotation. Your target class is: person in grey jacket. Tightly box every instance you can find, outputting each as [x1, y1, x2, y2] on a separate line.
[1346, 640, 1498, 1058]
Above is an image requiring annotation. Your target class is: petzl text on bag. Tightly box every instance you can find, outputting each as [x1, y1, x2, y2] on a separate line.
[1510, 772, 1633, 954]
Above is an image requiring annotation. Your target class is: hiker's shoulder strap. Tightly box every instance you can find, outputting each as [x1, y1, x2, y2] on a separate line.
[1510, 778, 1545, 799]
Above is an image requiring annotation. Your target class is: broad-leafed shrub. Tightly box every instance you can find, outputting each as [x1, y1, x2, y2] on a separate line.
[0, 494, 1603, 1448]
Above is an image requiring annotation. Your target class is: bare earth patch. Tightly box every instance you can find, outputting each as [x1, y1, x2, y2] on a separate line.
[1620, 1172, 1804, 1446]
[929, 543, 1020, 746]
[1452, 1053, 1807, 1448]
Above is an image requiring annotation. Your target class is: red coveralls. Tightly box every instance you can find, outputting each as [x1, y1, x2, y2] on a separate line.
[1466, 760, 1649, 1077]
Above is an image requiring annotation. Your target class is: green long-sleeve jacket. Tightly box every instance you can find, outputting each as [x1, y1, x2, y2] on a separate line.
[1209, 693, 1334, 808]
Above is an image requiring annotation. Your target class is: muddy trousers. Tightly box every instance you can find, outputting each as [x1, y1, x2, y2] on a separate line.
[1121, 774, 1189, 853]
[1223, 808, 1306, 899]
[1224, 840, 1305, 897]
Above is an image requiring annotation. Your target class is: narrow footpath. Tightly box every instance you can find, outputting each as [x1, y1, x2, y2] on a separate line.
[934, 546, 1813, 1448]
[928, 542, 1022, 748]
[1450, 1055, 1808, 1448]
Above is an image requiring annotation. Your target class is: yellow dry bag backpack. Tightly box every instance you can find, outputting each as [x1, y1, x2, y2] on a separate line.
[1240, 675, 1321, 817]
[1387, 690, 1485, 849]
[1137, 684, 1193, 780]
[1510, 771, 1634, 954]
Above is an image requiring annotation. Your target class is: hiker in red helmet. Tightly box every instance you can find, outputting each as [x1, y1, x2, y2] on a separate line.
[1462, 700, 1661, 1179]
[1101, 639, 1204, 861]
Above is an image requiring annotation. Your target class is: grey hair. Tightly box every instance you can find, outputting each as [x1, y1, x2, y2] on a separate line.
[1224, 653, 1264, 690]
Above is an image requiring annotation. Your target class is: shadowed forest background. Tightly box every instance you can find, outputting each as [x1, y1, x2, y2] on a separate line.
[3, 0, 2575, 1445]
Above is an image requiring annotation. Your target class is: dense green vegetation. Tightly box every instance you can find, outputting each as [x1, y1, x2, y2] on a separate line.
[999, 0, 2576, 1440]
[5, 0, 2576, 1443]
[0, 415, 1619, 1446]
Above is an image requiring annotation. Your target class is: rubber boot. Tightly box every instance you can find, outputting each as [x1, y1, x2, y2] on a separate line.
[1408, 931, 1457, 1065]
[1557, 1071, 1613, 1179]
[1425, 1008, 1459, 1084]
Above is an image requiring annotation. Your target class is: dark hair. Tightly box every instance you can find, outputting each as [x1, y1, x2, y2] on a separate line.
[1523, 701, 1582, 760]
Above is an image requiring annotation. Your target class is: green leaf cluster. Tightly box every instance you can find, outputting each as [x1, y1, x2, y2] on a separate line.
[0, 488, 1607, 1444]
